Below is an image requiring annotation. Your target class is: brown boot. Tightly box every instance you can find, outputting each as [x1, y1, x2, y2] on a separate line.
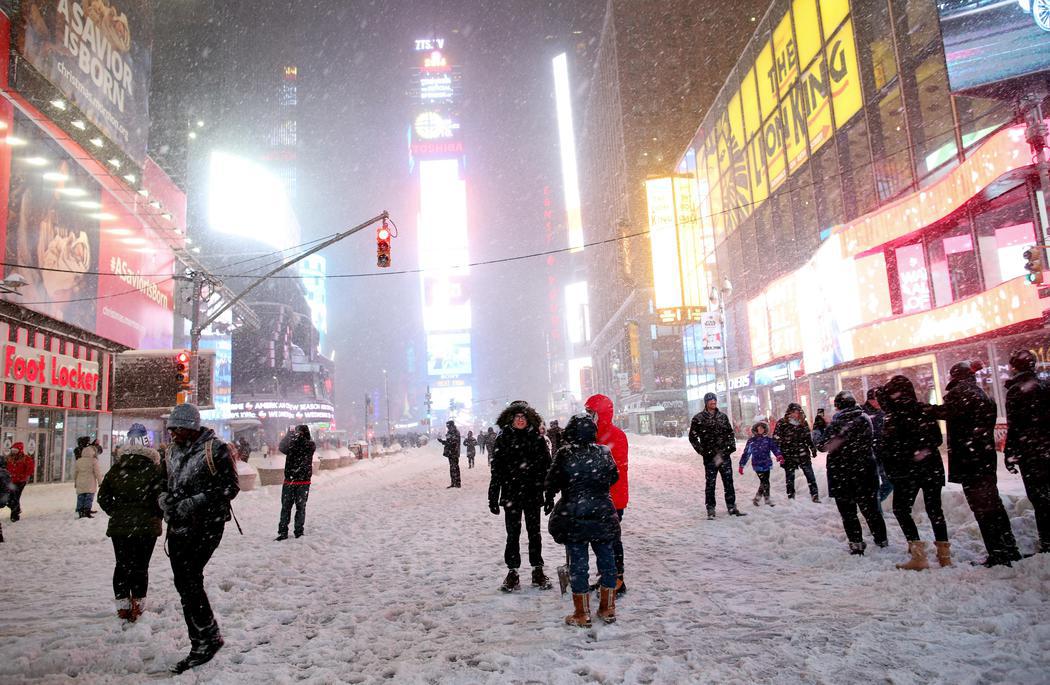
[934, 541, 952, 567]
[565, 592, 591, 627]
[597, 586, 616, 624]
[129, 598, 144, 622]
[115, 598, 132, 621]
[896, 541, 929, 571]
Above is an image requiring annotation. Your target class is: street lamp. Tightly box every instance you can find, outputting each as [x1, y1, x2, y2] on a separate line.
[382, 369, 391, 440]
[709, 277, 734, 429]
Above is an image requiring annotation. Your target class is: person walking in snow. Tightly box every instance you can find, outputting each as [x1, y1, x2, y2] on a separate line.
[5, 442, 34, 522]
[464, 431, 477, 469]
[811, 409, 828, 447]
[276, 425, 314, 540]
[488, 400, 553, 592]
[74, 436, 102, 518]
[477, 429, 487, 457]
[0, 456, 13, 542]
[739, 421, 783, 507]
[880, 375, 949, 570]
[160, 403, 240, 673]
[486, 427, 497, 467]
[818, 391, 888, 555]
[925, 361, 1020, 567]
[1003, 349, 1050, 555]
[97, 424, 164, 623]
[437, 420, 462, 488]
[544, 413, 621, 626]
[773, 403, 820, 502]
[689, 393, 745, 519]
[548, 419, 563, 456]
[862, 389, 893, 502]
[585, 394, 629, 596]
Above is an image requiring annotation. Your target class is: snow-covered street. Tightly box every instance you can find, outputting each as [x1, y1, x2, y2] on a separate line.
[2, 436, 1049, 684]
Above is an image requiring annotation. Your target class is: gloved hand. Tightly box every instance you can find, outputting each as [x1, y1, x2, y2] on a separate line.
[173, 495, 199, 520]
[157, 493, 172, 516]
[738, 466, 745, 475]
[543, 499, 554, 516]
[1005, 456, 1020, 474]
[489, 503, 500, 515]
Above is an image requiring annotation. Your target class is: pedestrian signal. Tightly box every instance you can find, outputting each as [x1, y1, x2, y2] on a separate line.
[377, 222, 392, 268]
[1023, 246, 1043, 284]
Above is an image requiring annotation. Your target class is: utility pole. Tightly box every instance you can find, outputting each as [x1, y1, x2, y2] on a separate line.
[383, 369, 391, 439]
[1020, 89, 1050, 280]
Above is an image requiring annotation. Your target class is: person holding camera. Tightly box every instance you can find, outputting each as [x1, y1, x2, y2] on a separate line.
[276, 425, 315, 541]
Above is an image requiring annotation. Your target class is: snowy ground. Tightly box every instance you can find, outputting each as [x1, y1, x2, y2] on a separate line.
[2, 436, 1049, 684]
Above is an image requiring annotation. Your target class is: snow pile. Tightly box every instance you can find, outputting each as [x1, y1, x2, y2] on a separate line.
[1, 437, 1048, 683]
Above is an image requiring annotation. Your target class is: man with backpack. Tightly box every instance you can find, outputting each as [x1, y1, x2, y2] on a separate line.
[160, 403, 240, 673]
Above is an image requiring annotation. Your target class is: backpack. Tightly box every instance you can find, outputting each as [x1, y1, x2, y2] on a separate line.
[204, 438, 243, 535]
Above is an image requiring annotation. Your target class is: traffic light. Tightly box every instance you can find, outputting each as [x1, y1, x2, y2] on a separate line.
[1023, 246, 1043, 284]
[175, 351, 191, 388]
[377, 221, 392, 268]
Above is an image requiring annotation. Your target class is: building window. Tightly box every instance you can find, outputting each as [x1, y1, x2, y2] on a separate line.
[928, 218, 980, 306]
[895, 242, 931, 314]
[855, 0, 897, 94]
[790, 168, 819, 261]
[974, 185, 1038, 288]
[811, 143, 844, 230]
[892, 0, 941, 61]
[870, 84, 913, 201]
[908, 53, 957, 180]
[955, 95, 1012, 152]
[839, 119, 877, 218]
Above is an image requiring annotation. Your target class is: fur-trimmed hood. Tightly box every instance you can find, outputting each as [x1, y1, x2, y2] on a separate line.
[117, 443, 162, 465]
[496, 402, 544, 431]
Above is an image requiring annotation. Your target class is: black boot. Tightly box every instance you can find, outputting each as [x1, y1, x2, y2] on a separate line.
[500, 569, 520, 593]
[274, 533, 288, 541]
[615, 575, 627, 597]
[728, 508, 747, 517]
[171, 637, 224, 674]
[707, 508, 716, 520]
[531, 566, 552, 590]
[849, 542, 866, 555]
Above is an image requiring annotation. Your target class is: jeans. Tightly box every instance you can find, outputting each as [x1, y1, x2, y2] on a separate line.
[76, 492, 95, 515]
[168, 523, 225, 645]
[566, 541, 616, 594]
[877, 462, 894, 501]
[755, 471, 771, 500]
[835, 495, 888, 545]
[892, 478, 948, 542]
[784, 462, 819, 498]
[278, 484, 310, 537]
[448, 458, 461, 487]
[111, 536, 158, 599]
[962, 473, 1020, 561]
[467, 455, 475, 469]
[504, 505, 543, 569]
[8, 481, 26, 519]
[1019, 458, 1050, 549]
[612, 509, 625, 576]
[704, 457, 736, 511]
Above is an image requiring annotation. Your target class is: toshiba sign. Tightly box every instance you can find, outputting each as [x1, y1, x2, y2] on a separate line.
[3, 343, 101, 393]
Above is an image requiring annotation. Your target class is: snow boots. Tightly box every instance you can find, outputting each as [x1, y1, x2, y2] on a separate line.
[531, 566, 552, 590]
[130, 598, 144, 622]
[597, 586, 616, 624]
[934, 541, 952, 567]
[116, 598, 132, 621]
[500, 569, 520, 593]
[728, 507, 746, 517]
[707, 508, 716, 520]
[849, 541, 866, 555]
[615, 575, 627, 597]
[171, 637, 224, 674]
[896, 541, 930, 571]
[565, 593, 591, 627]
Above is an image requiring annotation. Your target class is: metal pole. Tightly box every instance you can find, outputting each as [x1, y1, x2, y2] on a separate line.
[186, 270, 204, 405]
[383, 370, 391, 439]
[720, 299, 733, 431]
[1022, 91, 1050, 279]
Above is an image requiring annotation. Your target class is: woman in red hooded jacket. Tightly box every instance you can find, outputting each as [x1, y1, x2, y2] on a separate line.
[584, 394, 629, 596]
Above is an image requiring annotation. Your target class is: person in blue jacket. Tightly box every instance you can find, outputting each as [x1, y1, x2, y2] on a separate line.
[739, 421, 783, 507]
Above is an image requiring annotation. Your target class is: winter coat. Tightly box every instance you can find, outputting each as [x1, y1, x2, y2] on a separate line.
[585, 394, 629, 510]
[279, 431, 315, 484]
[488, 404, 551, 510]
[688, 409, 736, 463]
[925, 376, 997, 484]
[0, 460, 13, 508]
[6, 453, 34, 484]
[1004, 370, 1050, 466]
[544, 419, 621, 545]
[773, 417, 815, 468]
[464, 435, 477, 457]
[547, 424, 563, 456]
[438, 426, 461, 459]
[880, 376, 944, 487]
[817, 406, 878, 500]
[739, 432, 782, 472]
[97, 445, 164, 537]
[161, 428, 240, 535]
[861, 403, 886, 462]
[74, 446, 103, 494]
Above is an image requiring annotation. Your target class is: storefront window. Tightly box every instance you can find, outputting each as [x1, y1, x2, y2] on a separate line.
[870, 84, 913, 201]
[994, 331, 1050, 386]
[895, 242, 931, 313]
[939, 343, 995, 401]
[974, 185, 1037, 288]
[908, 53, 957, 180]
[928, 218, 980, 306]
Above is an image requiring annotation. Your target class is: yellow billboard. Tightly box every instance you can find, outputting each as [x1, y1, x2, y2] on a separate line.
[793, 0, 821, 67]
[646, 177, 682, 311]
[820, 0, 850, 37]
[755, 39, 778, 120]
[826, 18, 862, 130]
[772, 11, 799, 100]
[801, 56, 834, 153]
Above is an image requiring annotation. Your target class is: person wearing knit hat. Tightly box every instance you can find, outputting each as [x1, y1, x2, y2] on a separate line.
[688, 393, 745, 519]
[5, 442, 34, 522]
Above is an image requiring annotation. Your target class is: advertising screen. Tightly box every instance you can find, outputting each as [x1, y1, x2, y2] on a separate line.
[938, 0, 1050, 93]
[299, 255, 327, 349]
[426, 332, 472, 376]
[17, 0, 153, 162]
[208, 151, 302, 251]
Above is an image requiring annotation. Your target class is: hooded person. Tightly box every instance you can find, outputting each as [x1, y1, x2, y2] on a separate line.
[464, 430, 477, 469]
[0, 455, 12, 542]
[880, 375, 948, 570]
[276, 425, 315, 540]
[544, 413, 621, 627]
[488, 400, 553, 592]
[688, 392, 744, 519]
[73, 436, 103, 518]
[5, 442, 34, 522]
[739, 421, 783, 506]
[160, 403, 240, 673]
[98, 424, 164, 622]
[585, 394, 629, 596]
[817, 391, 888, 555]
[1003, 349, 1050, 554]
[926, 362, 1021, 566]
[437, 420, 462, 488]
[772, 403, 820, 502]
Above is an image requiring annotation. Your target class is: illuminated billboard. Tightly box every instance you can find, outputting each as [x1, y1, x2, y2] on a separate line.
[553, 53, 584, 252]
[207, 151, 302, 251]
[299, 255, 328, 350]
[427, 332, 472, 376]
[646, 175, 708, 320]
[938, 0, 1050, 94]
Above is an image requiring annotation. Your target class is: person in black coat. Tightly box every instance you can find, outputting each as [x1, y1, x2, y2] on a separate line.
[880, 375, 948, 570]
[817, 391, 887, 555]
[488, 401, 552, 592]
[276, 425, 315, 541]
[544, 413, 620, 627]
[464, 431, 477, 469]
[437, 420, 462, 488]
[926, 362, 1021, 566]
[773, 403, 819, 502]
[688, 392, 744, 518]
[548, 420, 563, 456]
[862, 388, 893, 501]
[1004, 349, 1050, 554]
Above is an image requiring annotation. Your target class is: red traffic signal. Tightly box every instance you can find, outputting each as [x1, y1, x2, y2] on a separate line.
[175, 351, 191, 388]
[377, 222, 392, 268]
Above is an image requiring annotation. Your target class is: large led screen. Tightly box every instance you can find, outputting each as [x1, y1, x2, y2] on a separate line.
[426, 332, 472, 376]
[938, 0, 1050, 93]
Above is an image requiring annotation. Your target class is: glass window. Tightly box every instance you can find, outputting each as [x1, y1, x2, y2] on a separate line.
[895, 242, 931, 313]
[840, 118, 877, 218]
[974, 185, 1038, 288]
[854, 0, 897, 94]
[811, 142, 844, 229]
[790, 168, 820, 262]
[928, 218, 980, 307]
[908, 53, 957, 180]
[870, 84, 913, 201]
[770, 191, 797, 278]
[955, 96, 1012, 152]
[892, 0, 941, 58]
